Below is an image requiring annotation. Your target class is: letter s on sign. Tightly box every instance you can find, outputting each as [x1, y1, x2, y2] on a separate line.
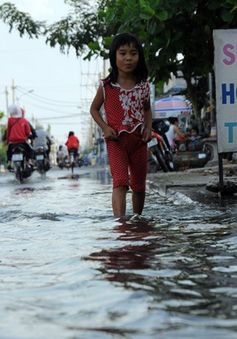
[223, 44, 235, 65]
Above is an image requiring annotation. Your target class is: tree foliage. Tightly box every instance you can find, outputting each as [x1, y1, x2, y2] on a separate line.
[1, 0, 237, 114]
[0, 2, 44, 37]
[98, 0, 237, 113]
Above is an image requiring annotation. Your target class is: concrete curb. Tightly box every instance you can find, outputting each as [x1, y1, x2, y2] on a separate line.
[147, 163, 237, 191]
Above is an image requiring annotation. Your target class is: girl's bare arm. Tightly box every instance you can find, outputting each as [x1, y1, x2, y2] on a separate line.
[142, 99, 152, 142]
[90, 85, 118, 140]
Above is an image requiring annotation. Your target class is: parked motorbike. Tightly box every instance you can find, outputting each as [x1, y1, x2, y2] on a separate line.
[34, 146, 50, 177]
[150, 118, 213, 171]
[11, 144, 34, 183]
[148, 119, 175, 172]
[173, 139, 213, 170]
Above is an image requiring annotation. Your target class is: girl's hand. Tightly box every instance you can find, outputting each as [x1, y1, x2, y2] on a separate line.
[103, 125, 118, 141]
[142, 126, 152, 143]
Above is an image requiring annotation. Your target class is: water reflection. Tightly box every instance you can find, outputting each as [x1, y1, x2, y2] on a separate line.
[89, 220, 157, 272]
[87, 216, 237, 334]
[2, 168, 237, 338]
[95, 168, 111, 185]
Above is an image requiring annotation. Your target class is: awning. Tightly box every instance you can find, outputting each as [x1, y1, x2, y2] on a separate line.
[153, 95, 192, 119]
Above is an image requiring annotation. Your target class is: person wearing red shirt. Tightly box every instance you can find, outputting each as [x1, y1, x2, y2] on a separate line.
[90, 33, 152, 217]
[65, 131, 80, 159]
[6, 104, 35, 169]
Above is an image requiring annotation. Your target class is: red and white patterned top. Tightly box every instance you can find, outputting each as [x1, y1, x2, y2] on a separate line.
[102, 80, 150, 135]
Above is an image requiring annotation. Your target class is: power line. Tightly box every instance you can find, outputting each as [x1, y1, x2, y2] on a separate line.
[19, 97, 83, 115]
[16, 86, 81, 106]
[47, 122, 82, 125]
[38, 113, 82, 120]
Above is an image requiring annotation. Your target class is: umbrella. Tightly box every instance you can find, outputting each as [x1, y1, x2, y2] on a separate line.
[153, 95, 192, 119]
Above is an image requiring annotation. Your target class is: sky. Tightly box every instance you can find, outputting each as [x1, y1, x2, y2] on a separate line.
[0, 0, 103, 147]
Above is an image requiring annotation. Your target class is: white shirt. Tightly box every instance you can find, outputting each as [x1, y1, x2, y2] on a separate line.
[165, 124, 176, 148]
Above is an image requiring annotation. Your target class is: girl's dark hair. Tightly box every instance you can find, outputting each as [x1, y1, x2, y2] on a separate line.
[68, 131, 74, 137]
[106, 32, 148, 84]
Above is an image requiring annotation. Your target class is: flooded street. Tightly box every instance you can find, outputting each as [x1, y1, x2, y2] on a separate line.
[1, 167, 237, 339]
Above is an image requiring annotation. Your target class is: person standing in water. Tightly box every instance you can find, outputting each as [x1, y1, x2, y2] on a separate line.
[90, 33, 152, 217]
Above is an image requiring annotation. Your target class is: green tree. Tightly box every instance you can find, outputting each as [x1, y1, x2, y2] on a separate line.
[0, 116, 7, 165]
[1, 0, 237, 117]
[0, 143, 7, 165]
[98, 0, 237, 116]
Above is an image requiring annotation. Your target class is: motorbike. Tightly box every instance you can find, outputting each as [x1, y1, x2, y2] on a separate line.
[11, 144, 34, 183]
[63, 150, 83, 173]
[149, 118, 213, 171]
[57, 157, 66, 169]
[173, 139, 213, 170]
[62, 150, 77, 174]
[148, 119, 175, 172]
[69, 150, 76, 174]
[34, 146, 50, 177]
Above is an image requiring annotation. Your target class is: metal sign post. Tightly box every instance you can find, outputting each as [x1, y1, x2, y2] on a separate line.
[213, 29, 237, 195]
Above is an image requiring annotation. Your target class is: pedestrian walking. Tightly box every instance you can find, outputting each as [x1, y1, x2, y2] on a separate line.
[90, 32, 152, 217]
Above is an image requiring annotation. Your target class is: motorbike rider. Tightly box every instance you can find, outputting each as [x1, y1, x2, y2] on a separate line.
[56, 145, 67, 167]
[5, 104, 35, 170]
[65, 131, 80, 160]
[21, 107, 37, 143]
[32, 123, 52, 159]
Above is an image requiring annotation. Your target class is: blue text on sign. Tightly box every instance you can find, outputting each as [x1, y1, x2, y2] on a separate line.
[224, 122, 237, 143]
[221, 83, 237, 104]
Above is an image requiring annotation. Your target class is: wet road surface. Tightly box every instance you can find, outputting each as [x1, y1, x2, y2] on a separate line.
[0, 167, 237, 338]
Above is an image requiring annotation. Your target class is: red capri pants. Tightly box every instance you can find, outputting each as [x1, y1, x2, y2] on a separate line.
[106, 131, 148, 192]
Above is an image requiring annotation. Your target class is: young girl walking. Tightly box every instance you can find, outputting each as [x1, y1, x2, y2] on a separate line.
[90, 32, 152, 217]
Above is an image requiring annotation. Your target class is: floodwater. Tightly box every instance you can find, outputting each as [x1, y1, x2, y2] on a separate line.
[0, 167, 237, 339]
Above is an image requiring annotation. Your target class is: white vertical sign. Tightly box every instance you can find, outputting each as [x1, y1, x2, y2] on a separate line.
[213, 29, 237, 153]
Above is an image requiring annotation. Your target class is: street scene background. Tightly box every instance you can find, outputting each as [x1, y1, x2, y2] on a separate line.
[1, 1, 237, 338]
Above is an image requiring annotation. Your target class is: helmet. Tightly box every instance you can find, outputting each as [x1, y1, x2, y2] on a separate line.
[35, 122, 43, 129]
[8, 104, 22, 118]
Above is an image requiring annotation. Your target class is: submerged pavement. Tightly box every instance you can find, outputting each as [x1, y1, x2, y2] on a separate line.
[147, 162, 237, 196]
[1, 160, 237, 198]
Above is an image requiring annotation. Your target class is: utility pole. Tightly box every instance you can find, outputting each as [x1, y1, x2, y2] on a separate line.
[11, 79, 16, 104]
[5, 86, 9, 116]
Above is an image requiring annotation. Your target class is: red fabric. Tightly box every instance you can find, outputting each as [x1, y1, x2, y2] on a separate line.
[65, 135, 80, 150]
[7, 117, 31, 143]
[102, 80, 150, 135]
[106, 131, 148, 192]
